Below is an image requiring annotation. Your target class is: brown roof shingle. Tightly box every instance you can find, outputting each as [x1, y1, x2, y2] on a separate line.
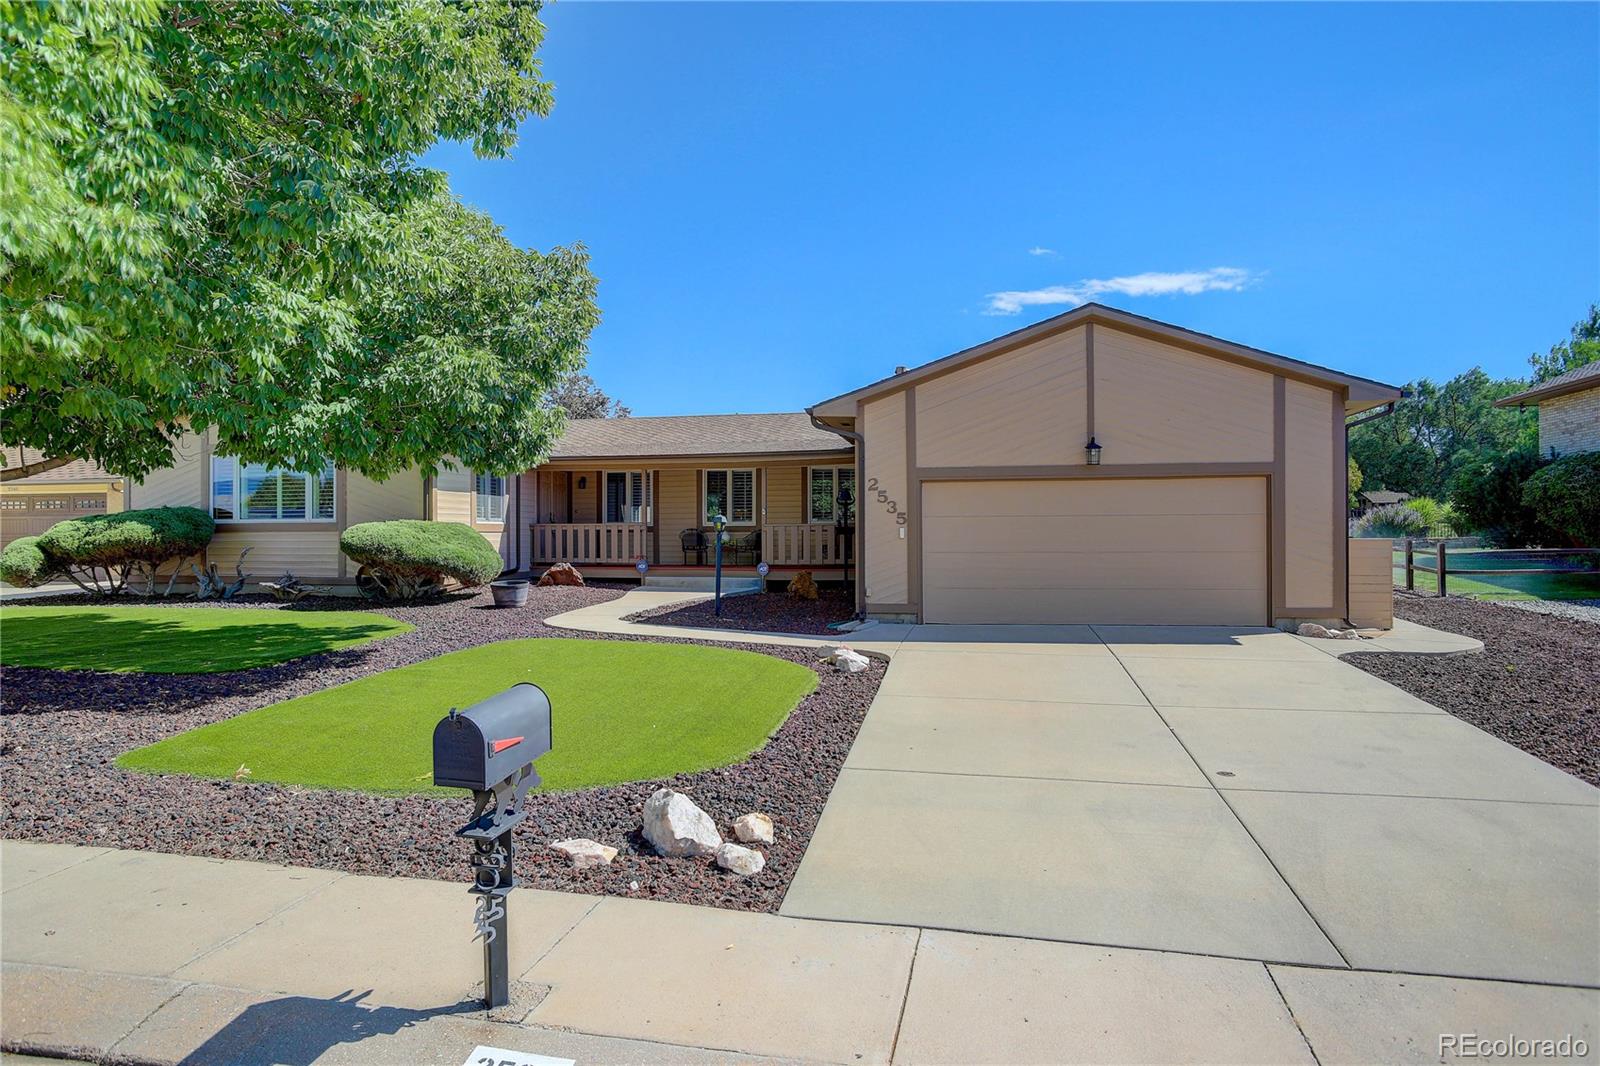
[550, 412, 850, 460]
[1495, 361, 1600, 407]
[2, 446, 118, 484]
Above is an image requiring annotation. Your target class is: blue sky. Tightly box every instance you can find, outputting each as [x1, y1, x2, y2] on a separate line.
[424, 2, 1600, 416]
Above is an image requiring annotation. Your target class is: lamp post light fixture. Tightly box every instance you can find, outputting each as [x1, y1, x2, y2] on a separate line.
[1085, 437, 1102, 466]
[711, 513, 728, 616]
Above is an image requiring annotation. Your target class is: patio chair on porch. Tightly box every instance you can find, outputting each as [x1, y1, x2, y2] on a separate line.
[679, 528, 708, 566]
[725, 528, 761, 566]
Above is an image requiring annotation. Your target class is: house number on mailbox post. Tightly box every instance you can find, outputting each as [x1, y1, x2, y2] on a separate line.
[865, 478, 909, 526]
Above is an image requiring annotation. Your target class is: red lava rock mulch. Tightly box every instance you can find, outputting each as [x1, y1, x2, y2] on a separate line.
[625, 588, 857, 636]
[1344, 593, 1599, 786]
[0, 585, 883, 913]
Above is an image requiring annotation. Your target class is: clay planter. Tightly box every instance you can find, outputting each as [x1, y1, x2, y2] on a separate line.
[489, 578, 530, 608]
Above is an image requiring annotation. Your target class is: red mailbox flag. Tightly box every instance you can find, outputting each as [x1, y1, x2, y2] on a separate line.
[491, 737, 523, 754]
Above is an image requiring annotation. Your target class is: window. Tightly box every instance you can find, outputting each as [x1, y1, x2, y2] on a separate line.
[210, 456, 334, 521]
[808, 466, 857, 523]
[603, 471, 649, 524]
[704, 468, 755, 525]
[475, 472, 506, 523]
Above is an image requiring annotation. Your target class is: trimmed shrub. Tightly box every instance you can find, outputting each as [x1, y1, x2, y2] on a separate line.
[1522, 453, 1600, 547]
[341, 520, 504, 600]
[31, 506, 215, 594]
[1450, 450, 1558, 547]
[1351, 503, 1431, 539]
[1, 536, 55, 588]
[1405, 496, 1461, 538]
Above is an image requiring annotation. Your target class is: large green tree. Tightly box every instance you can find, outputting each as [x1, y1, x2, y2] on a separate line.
[1529, 305, 1600, 383]
[1, 0, 597, 482]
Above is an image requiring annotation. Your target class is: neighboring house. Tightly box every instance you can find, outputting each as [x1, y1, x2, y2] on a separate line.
[1352, 489, 1411, 516]
[0, 447, 126, 550]
[1493, 361, 1600, 457]
[103, 303, 1405, 628]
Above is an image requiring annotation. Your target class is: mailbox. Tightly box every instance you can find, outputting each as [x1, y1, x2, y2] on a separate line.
[433, 682, 552, 791]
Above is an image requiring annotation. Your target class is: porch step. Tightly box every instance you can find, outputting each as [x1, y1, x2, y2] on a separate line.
[642, 573, 762, 595]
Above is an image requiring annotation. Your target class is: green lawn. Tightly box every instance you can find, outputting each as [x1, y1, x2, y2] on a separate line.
[0, 605, 412, 673]
[117, 638, 818, 794]
[1392, 549, 1600, 601]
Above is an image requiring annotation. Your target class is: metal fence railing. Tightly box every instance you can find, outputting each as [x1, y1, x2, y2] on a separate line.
[1399, 539, 1600, 597]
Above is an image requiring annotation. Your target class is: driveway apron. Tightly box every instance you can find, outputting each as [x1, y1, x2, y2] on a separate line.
[781, 624, 1600, 987]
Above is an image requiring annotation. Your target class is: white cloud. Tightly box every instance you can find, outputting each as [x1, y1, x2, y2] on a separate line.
[1027, 246, 1058, 257]
[984, 267, 1258, 316]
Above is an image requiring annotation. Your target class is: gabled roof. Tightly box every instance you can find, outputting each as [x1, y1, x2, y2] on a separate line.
[1494, 361, 1600, 408]
[2, 445, 119, 485]
[1361, 490, 1412, 505]
[549, 412, 850, 461]
[809, 303, 1404, 418]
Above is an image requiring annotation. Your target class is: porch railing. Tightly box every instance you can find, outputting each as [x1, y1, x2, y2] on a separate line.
[762, 523, 839, 566]
[531, 523, 649, 565]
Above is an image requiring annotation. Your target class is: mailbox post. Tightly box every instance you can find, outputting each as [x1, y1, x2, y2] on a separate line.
[432, 683, 553, 1009]
[711, 512, 728, 616]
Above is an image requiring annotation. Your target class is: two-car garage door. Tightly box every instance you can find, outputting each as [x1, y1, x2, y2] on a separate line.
[921, 477, 1268, 625]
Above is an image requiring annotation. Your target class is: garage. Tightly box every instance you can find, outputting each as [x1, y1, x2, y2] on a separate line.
[0, 492, 109, 549]
[920, 476, 1269, 625]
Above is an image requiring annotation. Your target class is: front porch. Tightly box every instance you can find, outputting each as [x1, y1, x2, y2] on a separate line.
[527, 521, 851, 569]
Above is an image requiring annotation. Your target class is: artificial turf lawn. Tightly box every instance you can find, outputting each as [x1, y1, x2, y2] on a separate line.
[0, 605, 412, 673]
[117, 638, 819, 794]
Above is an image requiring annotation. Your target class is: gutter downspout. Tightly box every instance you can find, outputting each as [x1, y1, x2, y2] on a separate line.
[809, 409, 866, 620]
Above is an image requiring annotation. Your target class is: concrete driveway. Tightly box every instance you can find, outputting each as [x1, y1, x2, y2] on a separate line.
[782, 624, 1600, 988]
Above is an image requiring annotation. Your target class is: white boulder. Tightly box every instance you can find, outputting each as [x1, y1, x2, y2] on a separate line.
[733, 812, 775, 844]
[819, 645, 870, 673]
[642, 788, 722, 858]
[715, 842, 766, 876]
[1297, 622, 1365, 641]
[549, 838, 617, 870]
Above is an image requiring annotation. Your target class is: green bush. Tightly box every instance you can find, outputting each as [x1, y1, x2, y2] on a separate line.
[1522, 453, 1600, 546]
[1449, 450, 1557, 547]
[1405, 496, 1461, 538]
[28, 506, 215, 594]
[340, 520, 505, 599]
[1351, 503, 1432, 539]
[1, 536, 54, 587]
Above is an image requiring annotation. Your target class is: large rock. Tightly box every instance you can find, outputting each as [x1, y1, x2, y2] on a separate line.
[537, 562, 585, 587]
[819, 645, 870, 673]
[715, 842, 766, 876]
[1297, 622, 1364, 641]
[549, 838, 617, 870]
[733, 813, 775, 844]
[642, 789, 722, 858]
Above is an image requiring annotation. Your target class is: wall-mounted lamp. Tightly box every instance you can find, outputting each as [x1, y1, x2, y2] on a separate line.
[577, 476, 587, 490]
[1085, 437, 1102, 466]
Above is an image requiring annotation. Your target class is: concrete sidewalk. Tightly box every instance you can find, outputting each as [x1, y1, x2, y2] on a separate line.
[4, 842, 1596, 1065]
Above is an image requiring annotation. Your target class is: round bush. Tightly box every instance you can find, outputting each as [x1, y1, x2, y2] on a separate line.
[340, 520, 505, 599]
[1, 536, 53, 587]
[1352, 502, 1431, 539]
[1522, 453, 1600, 547]
[36, 506, 215, 570]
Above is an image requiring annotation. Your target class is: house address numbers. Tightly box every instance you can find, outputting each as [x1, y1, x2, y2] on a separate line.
[866, 477, 909, 526]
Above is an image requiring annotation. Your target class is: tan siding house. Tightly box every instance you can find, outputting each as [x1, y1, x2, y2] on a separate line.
[59, 303, 1401, 624]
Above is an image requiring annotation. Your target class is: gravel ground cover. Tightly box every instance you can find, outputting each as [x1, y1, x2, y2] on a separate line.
[1487, 597, 1600, 626]
[1345, 593, 1599, 786]
[0, 585, 883, 912]
[626, 587, 856, 635]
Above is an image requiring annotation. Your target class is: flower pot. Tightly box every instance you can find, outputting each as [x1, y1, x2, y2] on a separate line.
[489, 579, 529, 608]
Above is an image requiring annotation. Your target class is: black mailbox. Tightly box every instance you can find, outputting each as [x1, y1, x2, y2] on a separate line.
[433, 682, 552, 791]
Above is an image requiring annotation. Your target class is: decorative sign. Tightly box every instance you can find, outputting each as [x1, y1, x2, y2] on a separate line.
[635, 557, 649, 574]
[756, 561, 770, 577]
[461, 1047, 574, 1066]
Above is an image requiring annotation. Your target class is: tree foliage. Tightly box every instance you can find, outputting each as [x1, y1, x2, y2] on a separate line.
[1522, 454, 1600, 547]
[2, 0, 598, 482]
[1346, 456, 1363, 510]
[1449, 451, 1556, 548]
[341, 519, 505, 598]
[550, 372, 630, 419]
[21, 505, 216, 594]
[1529, 305, 1600, 383]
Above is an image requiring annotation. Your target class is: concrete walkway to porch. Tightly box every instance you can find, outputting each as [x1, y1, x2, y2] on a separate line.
[4, 841, 1596, 1065]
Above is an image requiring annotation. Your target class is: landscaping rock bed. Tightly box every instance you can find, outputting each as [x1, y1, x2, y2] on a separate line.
[625, 587, 857, 635]
[1346, 593, 1599, 786]
[0, 585, 884, 912]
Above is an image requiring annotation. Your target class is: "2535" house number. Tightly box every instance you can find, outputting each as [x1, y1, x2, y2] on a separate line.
[866, 477, 909, 526]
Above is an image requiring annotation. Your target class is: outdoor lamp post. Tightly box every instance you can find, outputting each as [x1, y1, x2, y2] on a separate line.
[836, 487, 855, 592]
[1085, 437, 1102, 466]
[712, 513, 728, 616]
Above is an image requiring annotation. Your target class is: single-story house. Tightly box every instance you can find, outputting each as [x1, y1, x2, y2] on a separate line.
[0, 446, 126, 549]
[1351, 489, 1411, 517]
[111, 303, 1404, 627]
[1493, 361, 1600, 457]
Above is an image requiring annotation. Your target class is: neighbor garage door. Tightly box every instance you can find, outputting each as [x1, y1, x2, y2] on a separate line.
[0, 493, 108, 549]
[921, 477, 1268, 625]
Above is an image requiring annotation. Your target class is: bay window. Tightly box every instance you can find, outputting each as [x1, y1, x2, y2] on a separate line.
[603, 471, 649, 524]
[704, 468, 754, 525]
[808, 466, 857, 523]
[210, 456, 334, 521]
[475, 472, 507, 524]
